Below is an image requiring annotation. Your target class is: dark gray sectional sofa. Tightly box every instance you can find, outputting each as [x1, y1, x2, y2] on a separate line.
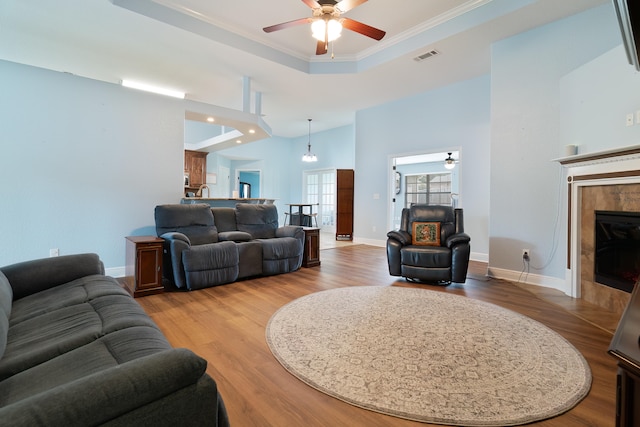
[0, 253, 229, 427]
[155, 203, 304, 290]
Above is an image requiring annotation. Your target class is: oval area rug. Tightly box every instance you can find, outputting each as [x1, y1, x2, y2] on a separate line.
[265, 286, 592, 426]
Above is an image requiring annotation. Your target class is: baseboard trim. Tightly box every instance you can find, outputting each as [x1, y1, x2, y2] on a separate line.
[354, 237, 385, 247]
[470, 252, 488, 263]
[487, 267, 568, 294]
[106, 266, 125, 278]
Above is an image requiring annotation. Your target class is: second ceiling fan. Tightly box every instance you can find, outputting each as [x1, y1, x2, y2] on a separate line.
[263, 0, 386, 55]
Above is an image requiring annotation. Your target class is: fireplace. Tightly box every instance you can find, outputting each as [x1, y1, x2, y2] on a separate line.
[594, 210, 640, 293]
[559, 145, 640, 316]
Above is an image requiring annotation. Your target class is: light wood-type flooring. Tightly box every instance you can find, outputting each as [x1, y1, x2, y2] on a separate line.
[136, 245, 619, 427]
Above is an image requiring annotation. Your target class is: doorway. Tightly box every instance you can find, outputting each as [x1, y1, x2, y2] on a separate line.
[389, 150, 460, 231]
[303, 169, 336, 233]
[236, 170, 261, 198]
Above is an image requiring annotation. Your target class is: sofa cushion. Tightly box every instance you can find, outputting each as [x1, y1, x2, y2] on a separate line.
[235, 204, 279, 239]
[155, 204, 218, 245]
[182, 242, 239, 290]
[237, 241, 263, 278]
[1, 253, 105, 301]
[9, 274, 129, 325]
[218, 231, 252, 242]
[211, 207, 238, 232]
[0, 294, 158, 380]
[0, 328, 213, 427]
[401, 245, 451, 268]
[0, 270, 11, 360]
[259, 237, 304, 275]
[0, 326, 173, 407]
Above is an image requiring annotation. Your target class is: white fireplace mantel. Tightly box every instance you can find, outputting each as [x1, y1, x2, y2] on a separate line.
[555, 145, 640, 297]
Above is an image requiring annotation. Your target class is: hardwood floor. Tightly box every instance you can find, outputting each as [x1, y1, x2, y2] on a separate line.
[137, 245, 619, 427]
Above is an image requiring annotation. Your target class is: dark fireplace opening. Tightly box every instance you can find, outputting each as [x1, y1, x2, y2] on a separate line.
[595, 210, 640, 293]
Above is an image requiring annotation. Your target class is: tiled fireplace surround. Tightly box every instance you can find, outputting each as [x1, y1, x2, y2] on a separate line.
[562, 145, 640, 317]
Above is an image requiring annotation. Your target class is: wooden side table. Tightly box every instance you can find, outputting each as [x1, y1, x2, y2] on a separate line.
[609, 281, 640, 426]
[125, 236, 164, 298]
[302, 227, 321, 268]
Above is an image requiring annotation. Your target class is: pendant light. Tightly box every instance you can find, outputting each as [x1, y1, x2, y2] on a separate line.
[444, 152, 456, 170]
[302, 118, 318, 162]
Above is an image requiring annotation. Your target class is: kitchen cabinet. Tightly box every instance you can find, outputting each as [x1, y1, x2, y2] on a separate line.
[184, 150, 208, 195]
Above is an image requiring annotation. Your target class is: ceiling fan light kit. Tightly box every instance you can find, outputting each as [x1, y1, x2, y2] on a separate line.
[311, 18, 342, 42]
[263, 0, 385, 56]
[444, 152, 456, 170]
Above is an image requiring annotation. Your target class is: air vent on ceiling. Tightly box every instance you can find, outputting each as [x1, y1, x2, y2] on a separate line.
[413, 49, 440, 62]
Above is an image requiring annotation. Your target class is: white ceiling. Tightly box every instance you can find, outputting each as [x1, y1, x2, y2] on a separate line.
[0, 0, 608, 139]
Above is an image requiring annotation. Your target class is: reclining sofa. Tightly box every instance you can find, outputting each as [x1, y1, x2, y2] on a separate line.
[0, 253, 228, 427]
[155, 203, 304, 290]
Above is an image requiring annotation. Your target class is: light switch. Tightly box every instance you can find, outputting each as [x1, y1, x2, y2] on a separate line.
[627, 113, 634, 126]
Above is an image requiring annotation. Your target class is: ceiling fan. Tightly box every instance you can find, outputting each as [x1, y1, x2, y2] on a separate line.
[263, 0, 386, 55]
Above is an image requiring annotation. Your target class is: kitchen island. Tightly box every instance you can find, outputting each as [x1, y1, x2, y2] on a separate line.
[181, 198, 275, 207]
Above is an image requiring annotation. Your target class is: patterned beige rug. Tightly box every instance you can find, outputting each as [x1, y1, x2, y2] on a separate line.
[266, 286, 592, 426]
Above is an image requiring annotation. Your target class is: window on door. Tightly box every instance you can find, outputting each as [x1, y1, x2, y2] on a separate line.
[405, 173, 452, 208]
[303, 169, 336, 230]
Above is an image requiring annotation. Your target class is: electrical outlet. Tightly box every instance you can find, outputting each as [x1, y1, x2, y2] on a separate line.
[49, 248, 59, 257]
[627, 113, 634, 126]
[372, 226, 377, 232]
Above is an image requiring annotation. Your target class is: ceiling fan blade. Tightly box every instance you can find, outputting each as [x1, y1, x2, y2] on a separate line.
[335, 0, 367, 13]
[341, 17, 386, 40]
[263, 17, 312, 33]
[301, 0, 322, 9]
[316, 39, 328, 55]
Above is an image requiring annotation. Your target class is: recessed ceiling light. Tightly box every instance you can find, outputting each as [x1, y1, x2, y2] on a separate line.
[236, 140, 242, 144]
[249, 129, 255, 134]
[207, 117, 215, 122]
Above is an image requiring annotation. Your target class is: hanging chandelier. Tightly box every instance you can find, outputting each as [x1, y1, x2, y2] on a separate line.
[302, 118, 318, 162]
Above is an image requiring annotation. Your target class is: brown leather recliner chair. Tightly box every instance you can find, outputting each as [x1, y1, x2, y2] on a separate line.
[386, 205, 471, 284]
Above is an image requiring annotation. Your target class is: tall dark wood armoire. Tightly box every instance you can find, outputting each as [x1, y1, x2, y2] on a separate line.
[336, 169, 354, 241]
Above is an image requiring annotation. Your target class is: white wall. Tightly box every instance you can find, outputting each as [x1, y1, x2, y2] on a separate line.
[355, 75, 491, 258]
[0, 60, 185, 270]
[488, 3, 622, 284]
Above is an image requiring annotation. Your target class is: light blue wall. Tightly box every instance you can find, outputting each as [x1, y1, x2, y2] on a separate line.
[0, 60, 185, 269]
[355, 75, 491, 258]
[1, 2, 634, 282]
[561, 45, 640, 152]
[213, 124, 355, 217]
[489, 3, 622, 280]
[239, 171, 260, 197]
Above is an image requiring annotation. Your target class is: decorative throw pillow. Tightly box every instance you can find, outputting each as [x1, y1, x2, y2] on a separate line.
[412, 222, 441, 246]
